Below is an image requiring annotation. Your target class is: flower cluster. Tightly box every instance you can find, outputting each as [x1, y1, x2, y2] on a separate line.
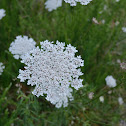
[45, 0, 62, 12]
[9, 36, 36, 59]
[0, 9, 6, 20]
[64, 0, 92, 6]
[105, 75, 117, 88]
[0, 62, 5, 75]
[18, 40, 84, 108]
[45, 0, 92, 11]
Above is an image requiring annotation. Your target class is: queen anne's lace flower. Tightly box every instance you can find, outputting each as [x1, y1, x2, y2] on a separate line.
[9, 36, 36, 59]
[45, 0, 62, 12]
[0, 9, 6, 20]
[64, 0, 92, 6]
[105, 75, 117, 88]
[0, 62, 5, 75]
[18, 40, 84, 108]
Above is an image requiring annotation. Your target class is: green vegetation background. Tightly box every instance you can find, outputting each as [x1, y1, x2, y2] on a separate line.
[0, 0, 126, 125]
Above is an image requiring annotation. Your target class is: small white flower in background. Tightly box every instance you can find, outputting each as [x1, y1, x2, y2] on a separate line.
[64, 0, 92, 6]
[122, 27, 126, 33]
[18, 40, 84, 108]
[115, 21, 120, 26]
[116, 0, 120, 2]
[105, 75, 117, 88]
[120, 120, 126, 126]
[11, 123, 14, 126]
[99, 96, 104, 103]
[45, 0, 62, 12]
[15, 83, 22, 94]
[108, 90, 112, 94]
[88, 92, 94, 99]
[92, 17, 99, 24]
[69, 120, 74, 126]
[118, 97, 124, 105]
[82, 107, 86, 111]
[0, 9, 6, 20]
[99, 11, 103, 14]
[99, 5, 107, 14]
[103, 5, 107, 11]
[120, 62, 126, 70]
[101, 19, 105, 24]
[117, 59, 121, 63]
[9, 36, 36, 59]
[0, 62, 5, 75]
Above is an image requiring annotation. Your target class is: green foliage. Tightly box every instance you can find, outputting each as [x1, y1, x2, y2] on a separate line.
[0, 0, 126, 125]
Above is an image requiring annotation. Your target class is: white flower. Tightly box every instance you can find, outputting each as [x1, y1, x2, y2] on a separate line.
[45, 0, 62, 12]
[0, 9, 6, 20]
[122, 27, 126, 33]
[18, 40, 84, 108]
[92, 17, 99, 24]
[103, 5, 107, 11]
[105, 75, 117, 88]
[64, 0, 92, 6]
[99, 96, 104, 103]
[0, 62, 5, 75]
[99, 5, 107, 14]
[120, 62, 126, 70]
[108, 90, 112, 94]
[115, 21, 120, 26]
[88, 92, 94, 99]
[118, 97, 124, 105]
[99, 11, 103, 14]
[101, 19, 105, 24]
[9, 36, 36, 59]
[117, 59, 121, 63]
[116, 0, 120, 2]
